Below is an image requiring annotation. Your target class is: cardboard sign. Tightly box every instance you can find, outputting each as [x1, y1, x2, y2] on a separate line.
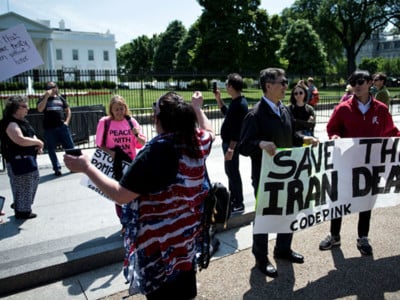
[0, 24, 44, 81]
[80, 148, 130, 200]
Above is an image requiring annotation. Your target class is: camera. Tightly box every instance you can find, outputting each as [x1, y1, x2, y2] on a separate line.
[212, 82, 217, 93]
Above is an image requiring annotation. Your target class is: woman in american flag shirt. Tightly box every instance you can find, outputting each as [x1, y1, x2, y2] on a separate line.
[64, 91, 215, 299]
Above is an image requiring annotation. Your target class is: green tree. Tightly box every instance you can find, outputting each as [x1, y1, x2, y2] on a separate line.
[117, 35, 159, 80]
[152, 20, 187, 75]
[280, 19, 328, 76]
[194, 0, 281, 73]
[116, 43, 133, 78]
[358, 58, 382, 75]
[176, 22, 200, 72]
[283, 0, 400, 76]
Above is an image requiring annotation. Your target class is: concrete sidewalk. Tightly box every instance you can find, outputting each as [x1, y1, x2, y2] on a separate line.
[2, 123, 400, 299]
[0, 133, 257, 299]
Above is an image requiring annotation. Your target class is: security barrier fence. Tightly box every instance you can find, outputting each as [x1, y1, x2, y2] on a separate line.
[1, 69, 400, 151]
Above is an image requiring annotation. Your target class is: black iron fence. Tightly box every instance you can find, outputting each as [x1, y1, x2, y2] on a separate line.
[2, 69, 400, 151]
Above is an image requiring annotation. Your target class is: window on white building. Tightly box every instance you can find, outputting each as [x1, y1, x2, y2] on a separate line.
[88, 50, 94, 61]
[56, 49, 63, 60]
[73, 49, 79, 61]
[103, 50, 109, 61]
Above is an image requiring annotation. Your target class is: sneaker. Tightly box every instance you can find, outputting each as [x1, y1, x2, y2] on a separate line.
[54, 170, 62, 176]
[319, 234, 341, 250]
[357, 236, 373, 255]
[231, 203, 245, 215]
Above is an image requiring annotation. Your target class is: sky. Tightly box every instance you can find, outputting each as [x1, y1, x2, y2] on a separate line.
[0, 0, 295, 48]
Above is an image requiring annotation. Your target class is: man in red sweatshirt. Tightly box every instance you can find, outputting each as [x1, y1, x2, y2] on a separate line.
[319, 70, 400, 256]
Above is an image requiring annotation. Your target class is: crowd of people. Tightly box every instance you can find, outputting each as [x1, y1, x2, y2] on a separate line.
[0, 68, 397, 299]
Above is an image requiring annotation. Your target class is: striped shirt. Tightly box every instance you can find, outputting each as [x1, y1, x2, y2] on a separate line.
[121, 129, 212, 295]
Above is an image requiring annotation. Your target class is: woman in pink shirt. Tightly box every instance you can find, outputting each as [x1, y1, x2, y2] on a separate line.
[96, 95, 146, 228]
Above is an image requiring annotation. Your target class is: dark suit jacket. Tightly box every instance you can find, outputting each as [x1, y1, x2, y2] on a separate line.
[238, 97, 303, 192]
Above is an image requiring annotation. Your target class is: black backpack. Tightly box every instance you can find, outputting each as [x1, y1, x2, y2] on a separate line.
[198, 181, 230, 270]
[208, 182, 231, 227]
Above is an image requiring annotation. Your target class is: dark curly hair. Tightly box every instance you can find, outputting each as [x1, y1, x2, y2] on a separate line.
[155, 92, 200, 157]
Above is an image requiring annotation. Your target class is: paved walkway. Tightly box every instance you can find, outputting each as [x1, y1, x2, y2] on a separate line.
[1, 123, 400, 299]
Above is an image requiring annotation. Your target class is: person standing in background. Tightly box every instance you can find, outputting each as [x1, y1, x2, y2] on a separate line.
[287, 84, 316, 138]
[0, 96, 44, 219]
[372, 72, 390, 107]
[37, 82, 74, 176]
[95, 95, 146, 231]
[340, 84, 354, 102]
[213, 73, 248, 214]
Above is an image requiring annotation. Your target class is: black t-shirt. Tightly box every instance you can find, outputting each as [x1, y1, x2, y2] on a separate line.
[220, 96, 248, 143]
[119, 137, 179, 195]
[37, 95, 69, 129]
[0, 117, 37, 160]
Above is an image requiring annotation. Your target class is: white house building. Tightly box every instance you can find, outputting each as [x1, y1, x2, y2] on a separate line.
[356, 31, 400, 65]
[0, 11, 117, 72]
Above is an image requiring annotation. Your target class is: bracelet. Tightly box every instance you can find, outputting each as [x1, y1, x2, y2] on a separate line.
[227, 148, 234, 153]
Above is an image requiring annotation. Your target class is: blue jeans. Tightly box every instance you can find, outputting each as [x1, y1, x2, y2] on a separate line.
[222, 142, 243, 206]
[44, 124, 74, 171]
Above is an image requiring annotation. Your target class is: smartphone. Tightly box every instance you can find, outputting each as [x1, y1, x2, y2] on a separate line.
[65, 148, 82, 156]
[212, 82, 217, 93]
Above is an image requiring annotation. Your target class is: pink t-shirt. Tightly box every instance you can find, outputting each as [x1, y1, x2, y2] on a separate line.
[95, 116, 145, 160]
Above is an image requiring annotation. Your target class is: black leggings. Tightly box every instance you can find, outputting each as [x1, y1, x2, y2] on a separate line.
[146, 269, 197, 300]
[331, 210, 372, 237]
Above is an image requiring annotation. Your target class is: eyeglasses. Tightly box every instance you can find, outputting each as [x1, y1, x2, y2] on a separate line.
[349, 79, 366, 87]
[294, 92, 304, 96]
[272, 79, 289, 86]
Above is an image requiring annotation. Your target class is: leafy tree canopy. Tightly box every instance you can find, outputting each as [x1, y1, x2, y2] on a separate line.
[280, 19, 328, 76]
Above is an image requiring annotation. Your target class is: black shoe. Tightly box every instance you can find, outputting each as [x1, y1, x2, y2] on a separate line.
[54, 170, 62, 176]
[255, 259, 278, 278]
[15, 212, 37, 219]
[274, 250, 304, 264]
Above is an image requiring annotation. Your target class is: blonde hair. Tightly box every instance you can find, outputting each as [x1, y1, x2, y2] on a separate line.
[108, 95, 130, 119]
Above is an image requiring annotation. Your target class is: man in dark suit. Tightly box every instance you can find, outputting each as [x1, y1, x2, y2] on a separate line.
[239, 67, 318, 277]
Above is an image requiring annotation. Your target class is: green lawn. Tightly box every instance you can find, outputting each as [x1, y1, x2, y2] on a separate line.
[2, 86, 400, 118]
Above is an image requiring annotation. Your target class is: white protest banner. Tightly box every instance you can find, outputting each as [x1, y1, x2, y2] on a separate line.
[80, 148, 130, 200]
[0, 24, 44, 81]
[254, 137, 400, 234]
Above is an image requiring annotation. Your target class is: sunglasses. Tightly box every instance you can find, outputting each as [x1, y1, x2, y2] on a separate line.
[373, 78, 381, 82]
[294, 92, 304, 96]
[272, 79, 288, 86]
[349, 79, 366, 87]
[19, 104, 29, 109]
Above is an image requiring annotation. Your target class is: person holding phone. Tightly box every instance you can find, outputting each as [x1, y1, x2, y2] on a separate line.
[37, 82, 74, 176]
[64, 91, 215, 299]
[213, 73, 248, 214]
